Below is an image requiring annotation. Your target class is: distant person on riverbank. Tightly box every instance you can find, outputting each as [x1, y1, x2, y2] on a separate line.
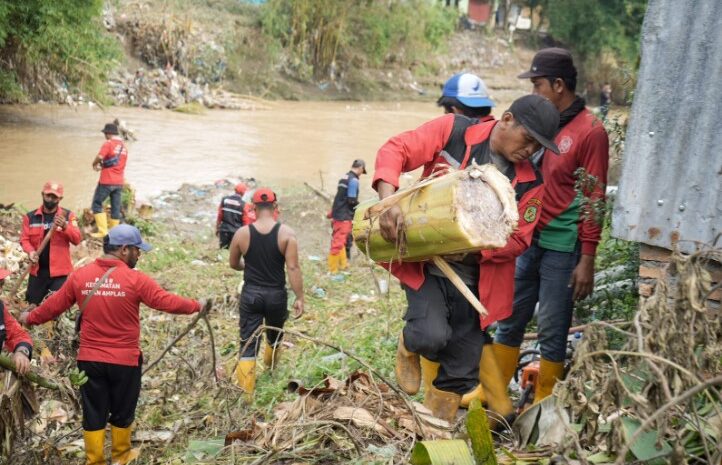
[216, 182, 249, 249]
[437, 72, 495, 121]
[91, 122, 128, 238]
[328, 159, 366, 273]
[228, 188, 304, 399]
[20, 181, 81, 305]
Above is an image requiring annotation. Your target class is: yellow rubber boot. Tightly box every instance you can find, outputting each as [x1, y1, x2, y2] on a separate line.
[263, 343, 282, 369]
[338, 248, 348, 270]
[395, 332, 421, 395]
[535, 358, 564, 403]
[234, 359, 257, 398]
[108, 218, 121, 230]
[111, 425, 139, 464]
[424, 386, 462, 423]
[91, 213, 108, 238]
[492, 343, 521, 389]
[420, 356, 439, 394]
[327, 253, 339, 273]
[460, 383, 485, 409]
[478, 346, 513, 417]
[83, 429, 106, 465]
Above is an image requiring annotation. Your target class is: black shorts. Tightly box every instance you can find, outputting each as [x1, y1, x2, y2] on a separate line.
[26, 269, 67, 305]
[239, 284, 288, 358]
[77, 356, 142, 431]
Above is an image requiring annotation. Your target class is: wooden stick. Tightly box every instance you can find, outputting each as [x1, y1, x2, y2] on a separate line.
[0, 354, 59, 390]
[303, 182, 332, 202]
[8, 226, 57, 299]
[431, 256, 488, 318]
[522, 319, 630, 340]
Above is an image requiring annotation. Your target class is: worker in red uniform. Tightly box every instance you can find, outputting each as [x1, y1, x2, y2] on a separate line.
[0, 268, 33, 376]
[216, 182, 248, 249]
[419, 72, 499, 410]
[437, 72, 495, 121]
[20, 224, 203, 465]
[228, 188, 304, 398]
[374, 95, 559, 423]
[20, 181, 82, 305]
[91, 122, 128, 238]
[493, 48, 610, 403]
[328, 160, 366, 272]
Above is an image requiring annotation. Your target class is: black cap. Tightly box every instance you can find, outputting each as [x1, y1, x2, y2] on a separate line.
[352, 159, 367, 174]
[518, 47, 577, 80]
[507, 95, 560, 154]
[101, 123, 119, 135]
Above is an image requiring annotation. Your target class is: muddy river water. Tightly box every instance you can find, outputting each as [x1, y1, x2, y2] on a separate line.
[0, 100, 518, 209]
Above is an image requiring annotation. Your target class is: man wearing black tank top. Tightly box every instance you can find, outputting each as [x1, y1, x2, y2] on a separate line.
[228, 188, 304, 398]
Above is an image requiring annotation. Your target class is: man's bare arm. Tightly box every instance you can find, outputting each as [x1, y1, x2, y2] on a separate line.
[283, 227, 304, 318]
[228, 227, 248, 271]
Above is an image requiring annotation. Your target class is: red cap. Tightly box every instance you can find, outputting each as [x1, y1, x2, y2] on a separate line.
[42, 181, 64, 197]
[0, 268, 11, 281]
[252, 188, 277, 204]
[234, 182, 248, 195]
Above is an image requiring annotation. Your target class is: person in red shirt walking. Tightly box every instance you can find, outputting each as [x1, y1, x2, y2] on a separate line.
[228, 188, 304, 398]
[20, 181, 82, 305]
[0, 268, 33, 376]
[91, 122, 128, 238]
[493, 48, 610, 403]
[20, 225, 203, 465]
[374, 95, 559, 423]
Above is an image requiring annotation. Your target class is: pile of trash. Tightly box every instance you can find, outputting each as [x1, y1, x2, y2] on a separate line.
[217, 370, 453, 464]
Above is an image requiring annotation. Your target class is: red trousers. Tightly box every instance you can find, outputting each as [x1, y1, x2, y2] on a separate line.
[330, 220, 352, 254]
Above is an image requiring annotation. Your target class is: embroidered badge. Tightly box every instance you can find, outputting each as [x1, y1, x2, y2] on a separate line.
[559, 135, 573, 154]
[523, 205, 539, 223]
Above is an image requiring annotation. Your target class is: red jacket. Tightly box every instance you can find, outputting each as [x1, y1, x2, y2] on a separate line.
[20, 206, 82, 277]
[373, 114, 545, 328]
[535, 108, 609, 256]
[26, 258, 201, 366]
[0, 300, 33, 357]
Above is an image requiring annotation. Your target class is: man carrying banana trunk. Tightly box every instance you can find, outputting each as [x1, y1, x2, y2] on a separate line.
[373, 95, 559, 423]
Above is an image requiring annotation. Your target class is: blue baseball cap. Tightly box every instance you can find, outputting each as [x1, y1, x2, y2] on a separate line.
[107, 224, 152, 252]
[441, 73, 495, 108]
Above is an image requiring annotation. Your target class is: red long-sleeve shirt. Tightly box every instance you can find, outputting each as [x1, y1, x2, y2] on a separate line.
[535, 108, 609, 256]
[20, 206, 82, 277]
[26, 258, 201, 366]
[0, 301, 33, 357]
[373, 115, 545, 327]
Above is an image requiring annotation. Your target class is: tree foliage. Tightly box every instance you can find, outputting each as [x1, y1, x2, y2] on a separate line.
[0, 0, 120, 102]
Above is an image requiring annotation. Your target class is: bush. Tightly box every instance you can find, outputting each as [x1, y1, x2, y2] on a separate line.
[0, 0, 121, 102]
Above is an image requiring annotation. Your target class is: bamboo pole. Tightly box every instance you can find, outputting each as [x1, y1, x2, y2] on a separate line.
[431, 256, 488, 318]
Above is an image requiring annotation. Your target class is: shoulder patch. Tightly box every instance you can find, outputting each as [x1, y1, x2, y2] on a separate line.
[523, 199, 541, 223]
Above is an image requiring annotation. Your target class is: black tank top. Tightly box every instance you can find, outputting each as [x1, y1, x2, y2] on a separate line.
[244, 222, 286, 288]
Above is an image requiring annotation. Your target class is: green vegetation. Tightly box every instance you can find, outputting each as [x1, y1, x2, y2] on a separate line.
[260, 0, 457, 80]
[0, 0, 121, 103]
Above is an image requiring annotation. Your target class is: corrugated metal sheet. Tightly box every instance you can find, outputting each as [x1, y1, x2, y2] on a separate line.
[611, 0, 722, 253]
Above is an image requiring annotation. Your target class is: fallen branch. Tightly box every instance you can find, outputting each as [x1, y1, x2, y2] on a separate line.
[523, 319, 630, 341]
[0, 354, 59, 390]
[143, 300, 212, 375]
[303, 182, 332, 202]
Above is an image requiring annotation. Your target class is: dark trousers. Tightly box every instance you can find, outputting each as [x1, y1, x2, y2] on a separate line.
[91, 184, 123, 219]
[26, 268, 66, 305]
[402, 273, 484, 395]
[239, 284, 288, 359]
[495, 243, 580, 362]
[77, 357, 142, 431]
[219, 231, 234, 249]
